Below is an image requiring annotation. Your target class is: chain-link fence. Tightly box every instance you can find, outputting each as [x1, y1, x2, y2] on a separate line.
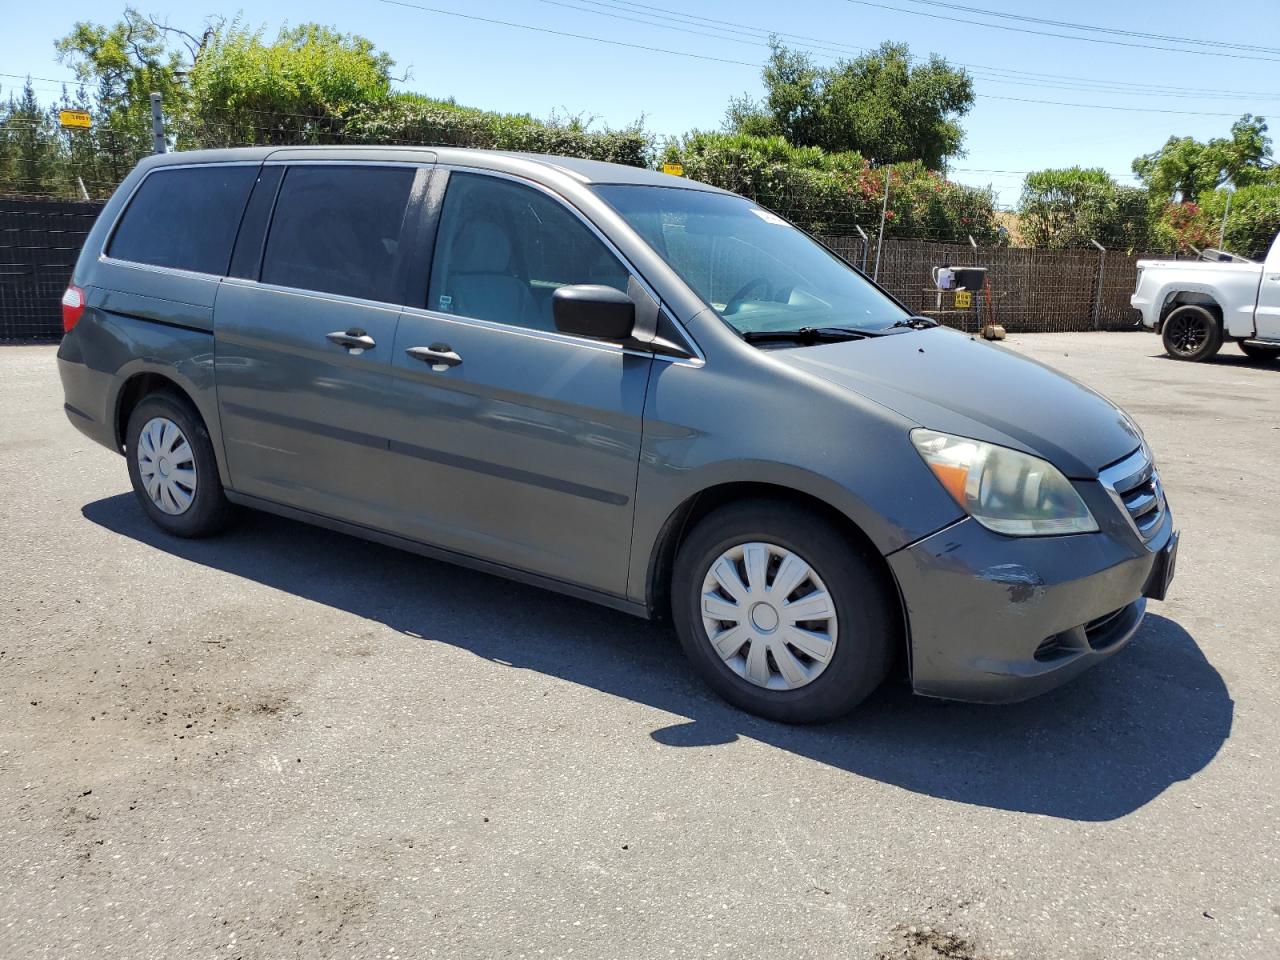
[821, 236, 1151, 333]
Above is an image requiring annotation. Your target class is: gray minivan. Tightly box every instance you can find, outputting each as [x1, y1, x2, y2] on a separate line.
[58, 146, 1178, 723]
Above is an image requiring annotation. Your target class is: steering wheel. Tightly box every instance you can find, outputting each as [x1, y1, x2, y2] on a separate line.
[724, 277, 772, 315]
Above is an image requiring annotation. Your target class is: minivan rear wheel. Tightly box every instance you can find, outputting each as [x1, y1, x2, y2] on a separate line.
[671, 500, 896, 723]
[125, 393, 234, 537]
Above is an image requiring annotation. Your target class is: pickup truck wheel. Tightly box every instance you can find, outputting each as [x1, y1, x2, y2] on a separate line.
[125, 393, 234, 538]
[671, 500, 896, 724]
[1161, 305, 1222, 362]
[1239, 341, 1280, 362]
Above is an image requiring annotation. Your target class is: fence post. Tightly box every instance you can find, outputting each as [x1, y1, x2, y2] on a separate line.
[873, 167, 889, 281]
[854, 224, 869, 274]
[1218, 189, 1232, 250]
[150, 93, 166, 154]
[1090, 238, 1106, 331]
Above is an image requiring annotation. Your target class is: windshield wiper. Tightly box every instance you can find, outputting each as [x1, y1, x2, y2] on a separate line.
[741, 326, 874, 345]
[884, 315, 940, 331]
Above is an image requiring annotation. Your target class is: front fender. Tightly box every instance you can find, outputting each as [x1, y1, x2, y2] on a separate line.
[626, 354, 963, 605]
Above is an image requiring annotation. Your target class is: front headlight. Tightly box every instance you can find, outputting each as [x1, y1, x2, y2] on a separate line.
[910, 429, 1098, 536]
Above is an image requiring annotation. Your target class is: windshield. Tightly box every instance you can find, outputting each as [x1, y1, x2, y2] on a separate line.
[594, 185, 909, 335]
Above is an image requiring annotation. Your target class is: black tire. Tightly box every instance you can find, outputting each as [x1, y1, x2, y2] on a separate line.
[1239, 341, 1280, 362]
[125, 392, 234, 538]
[671, 499, 898, 724]
[1161, 305, 1222, 362]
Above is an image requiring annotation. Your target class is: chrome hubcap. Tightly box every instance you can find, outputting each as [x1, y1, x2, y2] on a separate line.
[700, 541, 838, 691]
[136, 417, 196, 515]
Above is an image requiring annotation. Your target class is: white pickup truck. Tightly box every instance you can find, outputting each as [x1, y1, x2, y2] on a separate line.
[1132, 232, 1280, 361]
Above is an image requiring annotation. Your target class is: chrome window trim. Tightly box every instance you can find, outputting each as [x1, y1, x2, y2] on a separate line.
[218, 275, 405, 316]
[429, 164, 704, 365]
[101, 161, 264, 275]
[261, 158, 433, 168]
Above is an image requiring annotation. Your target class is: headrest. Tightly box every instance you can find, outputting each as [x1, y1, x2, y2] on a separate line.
[452, 219, 512, 274]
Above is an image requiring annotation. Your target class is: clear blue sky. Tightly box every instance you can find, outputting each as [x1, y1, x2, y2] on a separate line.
[3, 0, 1278, 204]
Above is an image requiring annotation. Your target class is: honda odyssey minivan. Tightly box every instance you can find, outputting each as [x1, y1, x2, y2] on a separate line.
[57, 146, 1178, 723]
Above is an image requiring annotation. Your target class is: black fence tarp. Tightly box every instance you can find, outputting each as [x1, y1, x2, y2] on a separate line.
[0, 200, 104, 342]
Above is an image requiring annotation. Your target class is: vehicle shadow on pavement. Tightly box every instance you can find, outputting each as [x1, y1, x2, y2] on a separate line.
[1152, 350, 1280, 371]
[84, 493, 1233, 823]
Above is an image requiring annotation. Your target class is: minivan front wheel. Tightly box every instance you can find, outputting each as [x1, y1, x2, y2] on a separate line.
[672, 500, 896, 723]
[125, 393, 233, 537]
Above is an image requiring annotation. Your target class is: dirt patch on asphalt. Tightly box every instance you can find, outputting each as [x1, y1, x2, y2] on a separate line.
[877, 924, 991, 960]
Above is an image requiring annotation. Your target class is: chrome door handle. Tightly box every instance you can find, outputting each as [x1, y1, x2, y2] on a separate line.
[406, 344, 462, 368]
[326, 329, 377, 352]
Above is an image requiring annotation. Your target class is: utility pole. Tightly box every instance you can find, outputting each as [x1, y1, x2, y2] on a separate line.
[873, 166, 890, 281]
[150, 93, 166, 154]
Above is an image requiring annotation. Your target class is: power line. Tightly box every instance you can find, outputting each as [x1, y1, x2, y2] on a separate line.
[378, 1, 1272, 117]
[532, 0, 1280, 102]
[983, 94, 1240, 117]
[890, 0, 1280, 56]
[840, 0, 1280, 63]
[376, 0, 758, 66]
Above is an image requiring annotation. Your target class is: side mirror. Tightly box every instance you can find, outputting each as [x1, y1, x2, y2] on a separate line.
[552, 285, 635, 341]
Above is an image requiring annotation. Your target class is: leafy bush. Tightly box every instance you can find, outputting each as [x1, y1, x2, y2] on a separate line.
[1017, 167, 1152, 251]
[662, 131, 1001, 241]
[1193, 185, 1280, 259]
[345, 94, 650, 166]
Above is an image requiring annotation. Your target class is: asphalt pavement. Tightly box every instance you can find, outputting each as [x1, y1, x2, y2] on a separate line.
[1, 333, 1276, 959]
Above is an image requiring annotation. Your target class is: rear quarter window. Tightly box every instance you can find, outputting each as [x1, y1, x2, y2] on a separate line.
[107, 165, 257, 275]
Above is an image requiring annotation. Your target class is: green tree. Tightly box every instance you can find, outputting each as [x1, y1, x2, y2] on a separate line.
[55, 7, 205, 167]
[181, 22, 394, 145]
[1132, 115, 1274, 202]
[0, 81, 61, 195]
[1017, 167, 1151, 249]
[727, 40, 974, 169]
[663, 131, 1001, 241]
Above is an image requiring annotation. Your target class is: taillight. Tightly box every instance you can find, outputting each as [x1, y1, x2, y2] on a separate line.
[61, 285, 85, 332]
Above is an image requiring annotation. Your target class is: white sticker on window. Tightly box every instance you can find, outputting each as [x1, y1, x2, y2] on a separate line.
[749, 207, 787, 225]
[438, 295, 453, 312]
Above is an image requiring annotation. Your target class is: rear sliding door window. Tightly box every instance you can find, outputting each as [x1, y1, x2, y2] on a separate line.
[261, 165, 416, 302]
[107, 165, 257, 275]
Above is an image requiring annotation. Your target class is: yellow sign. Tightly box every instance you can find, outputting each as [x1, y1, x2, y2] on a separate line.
[662, 162, 684, 176]
[954, 290, 973, 309]
[59, 110, 92, 129]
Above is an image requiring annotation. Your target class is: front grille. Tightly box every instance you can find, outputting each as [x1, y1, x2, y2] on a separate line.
[1099, 447, 1166, 543]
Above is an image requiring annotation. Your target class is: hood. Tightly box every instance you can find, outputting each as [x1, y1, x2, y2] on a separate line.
[771, 327, 1141, 478]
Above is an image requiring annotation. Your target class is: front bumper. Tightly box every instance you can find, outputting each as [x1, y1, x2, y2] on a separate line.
[889, 510, 1175, 703]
